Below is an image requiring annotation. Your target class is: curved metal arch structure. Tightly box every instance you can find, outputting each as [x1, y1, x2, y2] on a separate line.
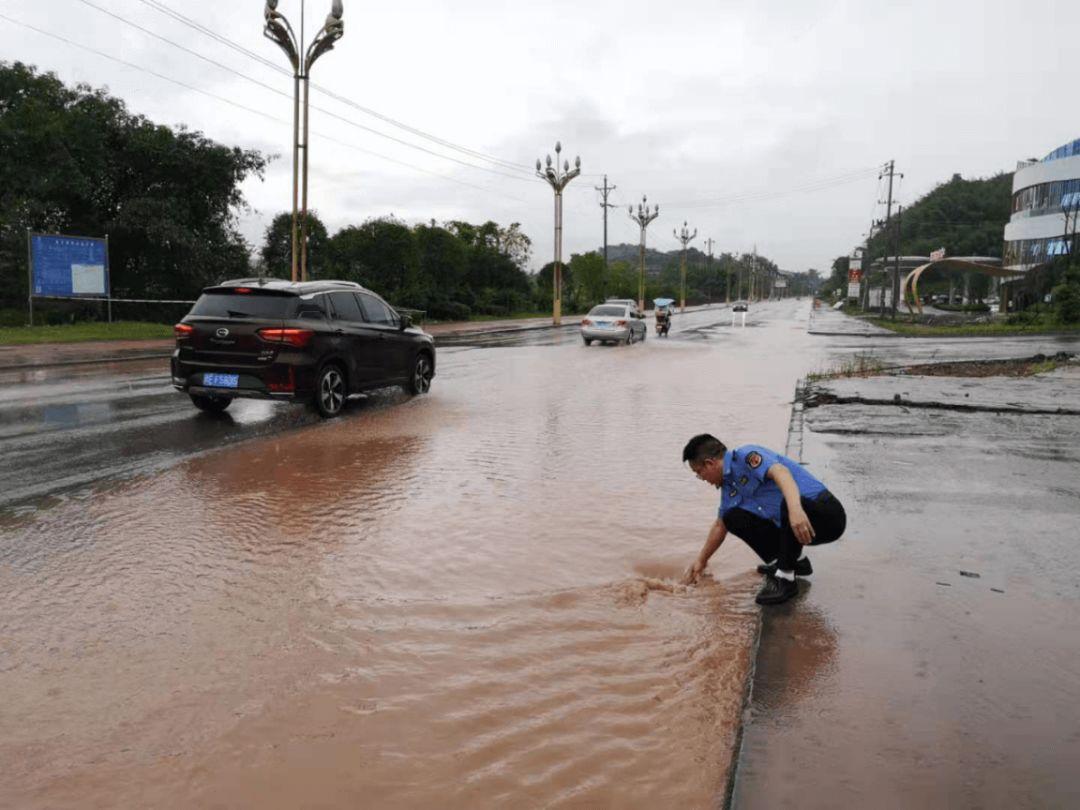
[902, 259, 1019, 315]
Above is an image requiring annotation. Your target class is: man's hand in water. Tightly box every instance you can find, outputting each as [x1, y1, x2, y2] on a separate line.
[681, 559, 706, 585]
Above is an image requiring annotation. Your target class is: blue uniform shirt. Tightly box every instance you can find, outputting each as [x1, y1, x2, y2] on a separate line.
[719, 444, 827, 527]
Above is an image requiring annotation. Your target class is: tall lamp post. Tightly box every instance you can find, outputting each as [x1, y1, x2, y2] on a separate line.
[629, 196, 660, 313]
[674, 221, 697, 312]
[536, 142, 581, 325]
[264, 0, 344, 282]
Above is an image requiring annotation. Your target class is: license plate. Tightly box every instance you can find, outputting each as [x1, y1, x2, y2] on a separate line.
[203, 373, 239, 388]
[597, 323, 614, 329]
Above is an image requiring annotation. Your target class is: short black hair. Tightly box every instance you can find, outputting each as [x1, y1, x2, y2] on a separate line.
[682, 434, 727, 465]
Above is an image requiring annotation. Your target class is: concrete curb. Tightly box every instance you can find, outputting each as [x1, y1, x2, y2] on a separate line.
[723, 379, 807, 810]
[807, 329, 904, 338]
[0, 322, 578, 371]
[0, 352, 175, 371]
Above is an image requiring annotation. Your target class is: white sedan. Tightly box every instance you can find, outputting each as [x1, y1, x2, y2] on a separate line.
[580, 303, 647, 346]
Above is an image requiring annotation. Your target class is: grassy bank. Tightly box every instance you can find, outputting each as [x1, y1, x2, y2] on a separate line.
[856, 316, 1080, 337]
[0, 322, 174, 345]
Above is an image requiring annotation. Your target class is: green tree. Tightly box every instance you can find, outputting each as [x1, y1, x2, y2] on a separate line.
[821, 256, 850, 298]
[569, 251, 607, 307]
[260, 211, 329, 279]
[414, 222, 469, 315]
[606, 260, 637, 300]
[1052, 265, 1080, 323]
[867, 172, 1011, 260]
[327, 217, 421, 304]
[0, 61, 266, 306]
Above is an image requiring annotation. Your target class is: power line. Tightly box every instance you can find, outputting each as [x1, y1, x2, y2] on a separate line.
[666, 167, 880, 210]
[0, 11, 531, 205]
[68, 0, 542, 184]
[131, 0, 539, 176]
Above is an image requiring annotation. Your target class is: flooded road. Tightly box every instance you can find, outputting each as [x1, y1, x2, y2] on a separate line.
[1, 301, 829, 808]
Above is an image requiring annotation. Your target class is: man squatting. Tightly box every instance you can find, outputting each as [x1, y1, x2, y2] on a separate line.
[680, 434, 847, 605]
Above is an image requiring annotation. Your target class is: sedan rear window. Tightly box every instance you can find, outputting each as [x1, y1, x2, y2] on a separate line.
[589, 305, 627, 317]
[190, 292, 294, 319]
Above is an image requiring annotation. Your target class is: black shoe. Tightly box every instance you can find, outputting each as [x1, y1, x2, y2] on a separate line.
[756, 557, 813, 577]
[755, 575, 799, 605]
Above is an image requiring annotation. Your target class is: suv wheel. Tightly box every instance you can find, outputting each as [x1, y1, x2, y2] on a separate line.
[190, 393, 232, 413]
[408, 353, 433, 395]
[314, 364, 346, 418]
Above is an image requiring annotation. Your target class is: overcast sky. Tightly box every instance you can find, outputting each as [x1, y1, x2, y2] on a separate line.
[1, 0, 1075, 272]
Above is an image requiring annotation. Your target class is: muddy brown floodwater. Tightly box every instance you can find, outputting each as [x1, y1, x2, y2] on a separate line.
[0, 302, 828, 808]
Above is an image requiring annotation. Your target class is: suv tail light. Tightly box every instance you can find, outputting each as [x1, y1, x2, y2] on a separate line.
[174, 323, 194, 340]
[257, 327, 314, 348]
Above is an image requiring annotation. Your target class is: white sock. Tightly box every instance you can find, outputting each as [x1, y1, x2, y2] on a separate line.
[797, 550, 807, 561]
[775, 569, 795, 582]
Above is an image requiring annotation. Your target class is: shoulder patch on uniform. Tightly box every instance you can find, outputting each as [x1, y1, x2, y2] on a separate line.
[747, 451, 763, 469]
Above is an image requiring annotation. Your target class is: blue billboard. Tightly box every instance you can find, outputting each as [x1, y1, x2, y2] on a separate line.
[30, 234, 110, 298]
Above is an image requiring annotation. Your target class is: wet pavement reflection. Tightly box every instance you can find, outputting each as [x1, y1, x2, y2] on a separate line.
[2, 302, 832, 807]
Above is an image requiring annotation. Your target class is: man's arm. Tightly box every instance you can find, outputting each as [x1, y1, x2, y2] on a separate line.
[681, 518, 728, 585]
[766, 463, 815, 544]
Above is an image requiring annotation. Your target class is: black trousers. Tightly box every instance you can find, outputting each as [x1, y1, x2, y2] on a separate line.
[723, 491, 847, 572]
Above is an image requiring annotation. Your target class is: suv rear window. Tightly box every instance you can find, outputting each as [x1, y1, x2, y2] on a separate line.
[190, 292, 294, 319]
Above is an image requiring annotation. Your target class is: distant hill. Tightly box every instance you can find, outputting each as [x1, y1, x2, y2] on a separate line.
[869, 172, 1012, 259]
[587, 243, 709, 277]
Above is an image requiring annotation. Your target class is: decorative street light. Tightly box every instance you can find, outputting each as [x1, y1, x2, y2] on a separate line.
[264, 0, 345, 282]
[536, 142, 581, 325]
[629, 196, 660, 313]
[674, 221, 697, 312]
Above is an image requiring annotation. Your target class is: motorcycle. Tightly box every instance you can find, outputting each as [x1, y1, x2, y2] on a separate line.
[654, 298, 674, 337]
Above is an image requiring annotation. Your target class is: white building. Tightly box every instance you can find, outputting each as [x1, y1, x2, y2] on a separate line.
[1003, 138, 1080, 272]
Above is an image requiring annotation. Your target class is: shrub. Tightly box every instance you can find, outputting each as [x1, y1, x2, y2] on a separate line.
[0, 308, 26, 327]
[431, 300, 471, 321]
[1052, 270, 1080, 324]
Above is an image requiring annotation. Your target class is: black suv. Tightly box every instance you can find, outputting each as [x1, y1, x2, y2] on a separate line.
[171, 279, 436, 418]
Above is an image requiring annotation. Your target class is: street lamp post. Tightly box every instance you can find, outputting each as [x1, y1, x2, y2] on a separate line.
[629, 196, 660, 313]
[536, 142, 581, 326]
[674, 221, 697, 312]
[264, 0, 344, 282]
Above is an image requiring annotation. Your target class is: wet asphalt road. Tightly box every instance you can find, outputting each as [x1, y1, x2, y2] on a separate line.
[0, 305, 742, 509]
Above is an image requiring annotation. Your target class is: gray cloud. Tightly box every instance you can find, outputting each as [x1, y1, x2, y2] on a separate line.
[2, 0, 1074, 272]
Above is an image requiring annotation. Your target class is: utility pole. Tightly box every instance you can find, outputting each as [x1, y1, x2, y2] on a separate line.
[704, 237, 715, 303]
[877, 159, 902, 316]
[727, 252, 734, 302]
[595, 175, 617, 271]
[860, 221, 875, 311]
[629, 196, 660, 313]
[536, 141, 582, 326]
[749, 245, 757, 302]
[674, 221, 697, 312]
[893, 204, 903, 318]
